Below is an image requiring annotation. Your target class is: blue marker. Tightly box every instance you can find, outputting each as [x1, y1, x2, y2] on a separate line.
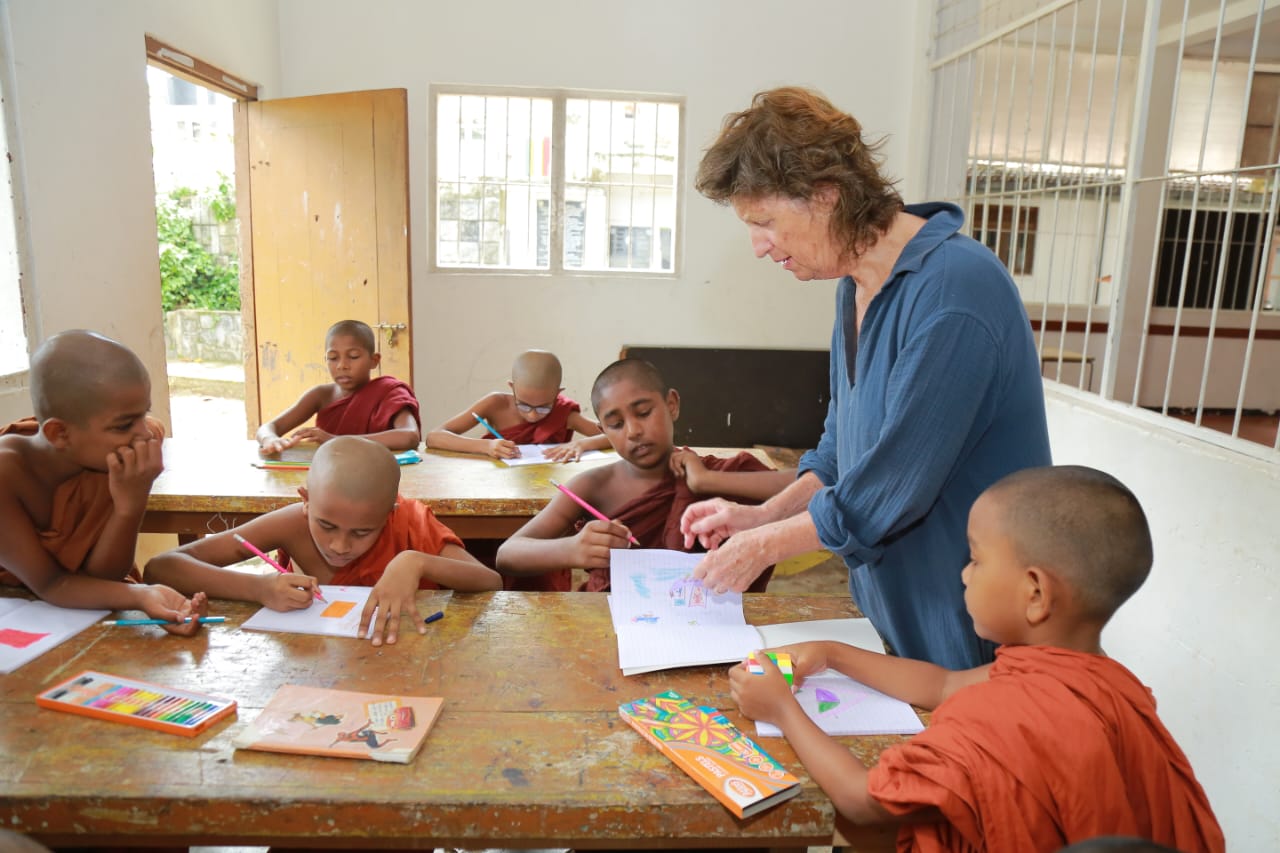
[423, 611, 444, 625]
[103, 616, 227, 626]
[472, 412, 506, 440]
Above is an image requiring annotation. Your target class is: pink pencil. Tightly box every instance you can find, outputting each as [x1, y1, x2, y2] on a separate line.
[233, 533, 327, 602]
[549, 479, 640, 546]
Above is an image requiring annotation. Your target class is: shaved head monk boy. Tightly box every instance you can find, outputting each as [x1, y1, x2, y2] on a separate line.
[257, 320, 421, 455]
[148, 436, 500, 645]
[0, 330, 206, 634]
[427, 349, 610, 463]
[730, 465, 1224, 853]
[495, 358, 793, 591]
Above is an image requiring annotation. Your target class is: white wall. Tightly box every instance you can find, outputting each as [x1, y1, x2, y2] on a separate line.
[273, 0, 930, 426]
[0, 0, 282, 426]
[1045, 384, 1280, 850]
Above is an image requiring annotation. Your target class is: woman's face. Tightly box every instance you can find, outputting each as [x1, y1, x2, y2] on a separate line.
[731, 192, 844, 281]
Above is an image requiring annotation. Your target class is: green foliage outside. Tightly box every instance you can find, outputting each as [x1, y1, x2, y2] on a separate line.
[157, 176, 240, 312]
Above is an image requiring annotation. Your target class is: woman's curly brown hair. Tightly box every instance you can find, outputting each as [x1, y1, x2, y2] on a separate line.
[695, 87, 903, 262]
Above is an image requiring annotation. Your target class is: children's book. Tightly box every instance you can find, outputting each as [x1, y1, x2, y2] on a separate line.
[0, 599, 109, 674]
[233, 684, 443, 763]
[752, 671, 924, 738]
[241, 585, 375, 638]
[619, 690, 801, 819]
[500, 444, 608, 467]
[35, 670, 237, 736]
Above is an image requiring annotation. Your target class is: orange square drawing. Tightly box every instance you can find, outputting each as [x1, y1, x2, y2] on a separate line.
[320, 601, 356, 619]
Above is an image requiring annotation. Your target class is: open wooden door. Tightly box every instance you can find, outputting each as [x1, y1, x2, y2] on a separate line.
[234, 89, 411, 433]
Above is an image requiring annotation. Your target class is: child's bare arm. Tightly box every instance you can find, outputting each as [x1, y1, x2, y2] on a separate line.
[144, 510, 316, 610]
[258, 386, 329, 454]
[670, 449, 796, 502]
[496, 481, 631, 576]
[729, 655, 897, 825]
[80, 433, 165, 579]
[792, 640, 990, 710]
[425, 394, 518, 459]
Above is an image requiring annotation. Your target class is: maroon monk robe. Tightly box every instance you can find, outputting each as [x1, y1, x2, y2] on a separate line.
[316, 376, 420, 438]
[579, 451, 774, 593]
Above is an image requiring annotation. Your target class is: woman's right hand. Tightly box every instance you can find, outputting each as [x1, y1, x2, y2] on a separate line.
[679, 498, 766, 550]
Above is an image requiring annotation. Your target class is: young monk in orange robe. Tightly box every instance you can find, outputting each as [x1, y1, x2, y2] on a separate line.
[495, 358, 794, 592]
[257, 320, 421, 455]
[730, 465, 1224, 853]
[0, 330, 206, 633]
[147, 436, 500, 646]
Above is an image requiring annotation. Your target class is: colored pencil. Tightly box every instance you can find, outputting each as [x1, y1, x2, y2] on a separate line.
[549, 479, 640, 546]
[102, 616, 227, 626]
[234, 533, 326, 602]
[472, 412, 506, 440]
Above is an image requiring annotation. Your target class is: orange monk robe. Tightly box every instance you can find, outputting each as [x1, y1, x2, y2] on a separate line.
[579, 451, 775, 593]
[316, 376, 421, 438]
[867, 645, 1225, 853]
[500, 394, 580, 445]
[280, 497, 463, 589]
[0, 416, 165, 586]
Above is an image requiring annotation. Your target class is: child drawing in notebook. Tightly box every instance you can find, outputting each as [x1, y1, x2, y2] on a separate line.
[147, 436, 500, 646]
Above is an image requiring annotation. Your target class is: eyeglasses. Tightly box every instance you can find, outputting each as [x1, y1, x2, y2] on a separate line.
[514, 397, 555, 416]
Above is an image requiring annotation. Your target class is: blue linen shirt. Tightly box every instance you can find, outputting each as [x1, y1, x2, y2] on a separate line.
[799, 202, 1051, 669]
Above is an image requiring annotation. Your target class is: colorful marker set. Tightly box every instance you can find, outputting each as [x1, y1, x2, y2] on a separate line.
[35, 670, 237, 737]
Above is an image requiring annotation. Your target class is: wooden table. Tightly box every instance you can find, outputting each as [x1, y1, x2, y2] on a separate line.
[0, 591, 906, 850]
[144, 440, 623, 541]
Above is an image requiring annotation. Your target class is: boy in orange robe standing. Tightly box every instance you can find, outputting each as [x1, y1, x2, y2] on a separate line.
[730, 465, 1224, 853]
[257, 320, 421, 454]
[147, 436, 500, 646]
[0, 330, 206, 633]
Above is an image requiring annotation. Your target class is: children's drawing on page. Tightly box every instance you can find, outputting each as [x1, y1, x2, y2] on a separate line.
[241, 586, 374, 637]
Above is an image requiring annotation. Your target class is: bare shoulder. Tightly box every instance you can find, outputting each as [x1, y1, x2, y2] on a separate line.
[0, 435, 42, 500]
[476, 390, 513, 415]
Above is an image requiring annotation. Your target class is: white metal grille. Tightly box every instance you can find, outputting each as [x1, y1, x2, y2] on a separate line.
[928, 0, 1280, 451]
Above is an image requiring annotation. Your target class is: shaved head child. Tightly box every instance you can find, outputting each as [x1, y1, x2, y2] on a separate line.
[148, 436, 500, 645]
[427, 349, 609, 463]
[0, 330, 206, 634]
[495, 359, 793, 591]
[730, 465, 1224, 853]
[257, 320, 421, 455]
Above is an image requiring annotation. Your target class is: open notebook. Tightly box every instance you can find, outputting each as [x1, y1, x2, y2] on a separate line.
[500, 444, 609, 466]
[608, 549, 887, 675]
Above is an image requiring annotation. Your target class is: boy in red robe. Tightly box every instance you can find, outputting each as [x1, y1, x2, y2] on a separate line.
[730, 465, 1225, 853]
[426, 349, 610, 463]
[495, 358, 794, 591]
[257, 320, 420, 454]
[0, 330, 206, 634]
[147, 436, 500, 646]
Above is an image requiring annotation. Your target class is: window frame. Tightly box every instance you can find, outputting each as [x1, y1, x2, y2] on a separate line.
[428, 83, 685, 278]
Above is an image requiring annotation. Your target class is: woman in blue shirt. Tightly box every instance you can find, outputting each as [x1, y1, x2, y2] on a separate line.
[682, 87, 1051, 669]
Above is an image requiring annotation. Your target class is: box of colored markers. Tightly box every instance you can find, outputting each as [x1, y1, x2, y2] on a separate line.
[35, 670, 237, 737]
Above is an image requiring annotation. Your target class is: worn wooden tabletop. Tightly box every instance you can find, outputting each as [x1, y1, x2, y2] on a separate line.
[0, 590, 907, 850]
[144, 440, 765, 540]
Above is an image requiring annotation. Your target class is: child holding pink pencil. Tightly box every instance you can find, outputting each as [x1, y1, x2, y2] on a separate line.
[495, 359, 793, 592]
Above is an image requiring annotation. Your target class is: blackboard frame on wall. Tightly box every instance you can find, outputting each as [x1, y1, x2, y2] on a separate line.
[619, 346, 830, 450]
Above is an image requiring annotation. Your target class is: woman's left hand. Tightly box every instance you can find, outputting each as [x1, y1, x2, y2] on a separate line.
[692, 526, 773, 594]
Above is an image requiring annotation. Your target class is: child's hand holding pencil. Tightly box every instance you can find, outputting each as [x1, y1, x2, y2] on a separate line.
[234, 533, 327, 605]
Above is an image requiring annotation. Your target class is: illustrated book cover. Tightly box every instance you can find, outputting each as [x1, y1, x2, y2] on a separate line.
[232, 684, 443, 763]
[619, 690, 801, 819]
[35, 670, 237, 737]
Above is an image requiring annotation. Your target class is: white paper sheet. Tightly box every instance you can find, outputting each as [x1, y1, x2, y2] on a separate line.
[500, 444, 609, 466]
[241, 586, 375, 638]
[754, 670, 924, 737]
[609, 549, 762, 675]
[0, 600, 109, 674]
[756, 617, 887, 654]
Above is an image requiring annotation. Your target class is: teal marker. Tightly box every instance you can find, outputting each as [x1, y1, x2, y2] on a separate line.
[102, 616, 227, 627]
[472, 412, 506, 440]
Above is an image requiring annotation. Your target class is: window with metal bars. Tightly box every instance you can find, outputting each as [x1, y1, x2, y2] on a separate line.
[432, 87, 682, 274]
